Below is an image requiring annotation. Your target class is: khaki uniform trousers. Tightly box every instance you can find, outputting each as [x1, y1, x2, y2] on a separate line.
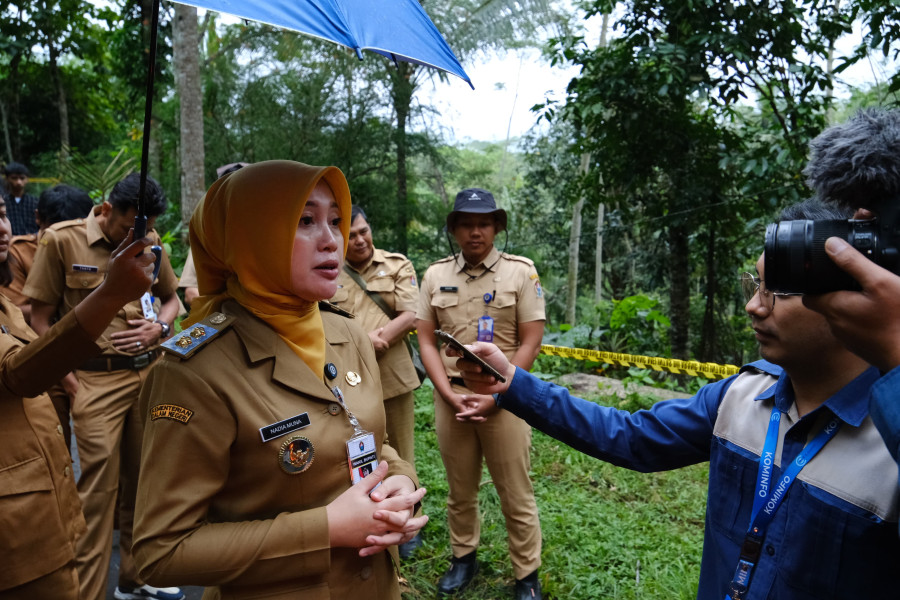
[0, 562, 80, 600]
[433, 383, 541, 579]
[384, 390, 416, 469]
[73, 365, 152, 600]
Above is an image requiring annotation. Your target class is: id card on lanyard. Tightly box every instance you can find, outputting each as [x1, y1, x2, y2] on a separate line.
[477, 291, 495, 342]
[725, 406, 841, 600]
[331, 385, 380, 485]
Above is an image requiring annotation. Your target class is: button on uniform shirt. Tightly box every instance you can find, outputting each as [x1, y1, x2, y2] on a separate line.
[417, 246, 545, 376]
[22, 206, 178, 356]
[331, 248, 419, 398]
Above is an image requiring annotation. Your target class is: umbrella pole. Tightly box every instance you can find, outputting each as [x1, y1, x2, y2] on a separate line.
[135, 0, 161, 239]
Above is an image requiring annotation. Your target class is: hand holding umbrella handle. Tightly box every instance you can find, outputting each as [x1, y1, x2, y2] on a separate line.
[133, 215, 163, 281]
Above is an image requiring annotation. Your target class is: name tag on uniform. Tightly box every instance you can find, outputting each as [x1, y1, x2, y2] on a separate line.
[439, 286, 458, 293]
[72, 264, 99, 273]
[260, 412, 311, 442]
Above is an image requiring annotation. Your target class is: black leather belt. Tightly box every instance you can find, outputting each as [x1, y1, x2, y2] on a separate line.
[79, 350, 160, 372]
[449, 377, 466, 387]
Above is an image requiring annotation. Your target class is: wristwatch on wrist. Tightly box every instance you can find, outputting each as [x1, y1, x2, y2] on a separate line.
[157, 320, 171, 338]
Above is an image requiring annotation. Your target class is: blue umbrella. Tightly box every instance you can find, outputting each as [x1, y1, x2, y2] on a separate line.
[176, 0, 472, 85]
[135, 0, 472, 237]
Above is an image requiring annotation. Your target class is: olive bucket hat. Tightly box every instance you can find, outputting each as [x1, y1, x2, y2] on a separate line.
[446, 188, 508, 232]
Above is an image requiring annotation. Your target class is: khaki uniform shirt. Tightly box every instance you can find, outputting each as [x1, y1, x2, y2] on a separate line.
[331, 248, 419, 398]
[179, 248, 197, 289]
[23, 206, 178, 355]
[417, 246, 545, 376]
[0, 299, 99, 590]
[0, 234, 37, 307]
[134, 301, 416, 600]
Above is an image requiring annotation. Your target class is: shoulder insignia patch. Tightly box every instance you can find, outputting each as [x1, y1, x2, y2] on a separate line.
[160, 311, 235, 359]
[150, 404, 194, 424]
[503, 253, 536, 267]
[318, 301, 355, 319]
[382, 250, 404, 259]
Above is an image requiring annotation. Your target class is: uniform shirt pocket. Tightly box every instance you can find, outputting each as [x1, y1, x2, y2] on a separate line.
[367, 277, 396, 294]
[0, 456, 59, 554]
[493, 290, 517, 309]
[431, 292, 459, 311]
[0, 456, 53, 495]
[781, 480, 900, 598]
[65, 270, 105, 291]
[707, 436, 754, 542]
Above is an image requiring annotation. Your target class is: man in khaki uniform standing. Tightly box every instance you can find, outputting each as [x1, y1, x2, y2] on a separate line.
[24, 173, 183, 600]
[331, 205, 423, 558]
[416, 188, 545, 600]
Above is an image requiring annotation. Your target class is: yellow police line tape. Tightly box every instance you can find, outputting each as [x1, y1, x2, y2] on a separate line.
[540, 344, 740, 380]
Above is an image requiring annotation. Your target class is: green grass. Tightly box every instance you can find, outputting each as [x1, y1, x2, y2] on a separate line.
[400, 384, 707, 600]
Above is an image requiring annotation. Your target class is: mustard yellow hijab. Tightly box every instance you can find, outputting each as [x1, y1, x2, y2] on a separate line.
[185, 160, 351, 376]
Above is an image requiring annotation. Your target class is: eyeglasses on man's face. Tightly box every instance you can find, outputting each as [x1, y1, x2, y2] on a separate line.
[740, 272, 803, 314]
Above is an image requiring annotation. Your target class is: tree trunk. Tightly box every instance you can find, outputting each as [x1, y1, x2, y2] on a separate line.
[0, 101, 12, 165]
[668, 221, 690, 359]
[699, 214, 719, 361]
[174, 3, 206, 225]
[566, 154, 589, 324]
[390, 62, 415, 255]
[595, 201, 605, 303]
[592, 13, 611, 305]
[8, 52, 23, 162]
[48, 43, 70, 159]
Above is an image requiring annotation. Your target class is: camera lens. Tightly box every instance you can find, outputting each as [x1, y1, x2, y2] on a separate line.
[764, 219, 860, 294]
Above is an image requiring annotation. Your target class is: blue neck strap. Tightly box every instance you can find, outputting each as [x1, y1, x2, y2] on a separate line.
[725, 403, 842, 600]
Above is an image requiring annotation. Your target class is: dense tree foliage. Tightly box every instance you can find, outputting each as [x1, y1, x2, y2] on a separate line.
[0, 0, 897, 370]
[531, 0, 899, 362]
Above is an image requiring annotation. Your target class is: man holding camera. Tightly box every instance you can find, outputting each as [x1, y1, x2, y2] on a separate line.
[792, 108, 900, 532]
[452, 195, 900, 599]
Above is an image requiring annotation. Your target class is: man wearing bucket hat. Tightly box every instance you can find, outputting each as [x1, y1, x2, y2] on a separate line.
[416, 188, 545, 599]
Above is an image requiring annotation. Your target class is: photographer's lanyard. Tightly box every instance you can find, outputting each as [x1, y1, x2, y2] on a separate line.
[725, 406, 842, 600]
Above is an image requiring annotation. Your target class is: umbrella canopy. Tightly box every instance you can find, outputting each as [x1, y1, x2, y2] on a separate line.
[135, 0, 471, 231]
[176, 0, 472, 87]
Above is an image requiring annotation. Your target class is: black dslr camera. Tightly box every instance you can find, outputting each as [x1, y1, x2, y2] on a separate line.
[764, 109, 900, 295]
[764, 203, 900, 294]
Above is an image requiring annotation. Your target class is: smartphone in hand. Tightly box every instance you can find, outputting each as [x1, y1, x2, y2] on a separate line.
[434, 329, 508, 383]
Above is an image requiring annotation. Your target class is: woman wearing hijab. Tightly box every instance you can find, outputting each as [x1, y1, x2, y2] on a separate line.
[133, 161, 426, 599]
[0, 193, 158, 598]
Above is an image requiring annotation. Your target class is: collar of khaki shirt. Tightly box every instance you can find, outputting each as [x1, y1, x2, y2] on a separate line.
[223, 300, 352, 404]
[346, 247, 389, 274]
[85, 205, 115, 248]
[454, 244, 501, 274]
